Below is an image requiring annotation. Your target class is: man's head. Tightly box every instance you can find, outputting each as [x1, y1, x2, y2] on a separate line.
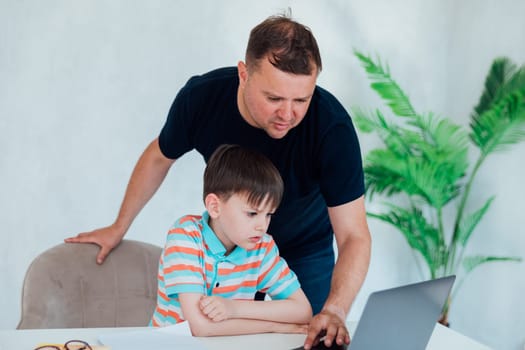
[237, 15, 321, 139]
[245, 15, 322, 75]
[203, 144, 284, 252]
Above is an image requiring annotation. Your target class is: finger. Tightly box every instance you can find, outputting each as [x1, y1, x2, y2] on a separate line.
[201, 302, 216, 316]
[304, 322, 325, 350]
[64, 233, 86, 243]
[321, 322, 340, 348]
[212, 312, 224, 322]
[65, 231, 98, 243]
[96, 245, 111, 264]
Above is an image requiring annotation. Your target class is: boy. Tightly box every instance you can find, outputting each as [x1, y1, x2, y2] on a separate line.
[150, 144, 312, 336]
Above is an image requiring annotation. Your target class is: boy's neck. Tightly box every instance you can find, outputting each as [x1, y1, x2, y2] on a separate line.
[207, 216, 235, 256]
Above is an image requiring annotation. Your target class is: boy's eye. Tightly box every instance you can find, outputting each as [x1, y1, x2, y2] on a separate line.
[247, 212, 257, 217]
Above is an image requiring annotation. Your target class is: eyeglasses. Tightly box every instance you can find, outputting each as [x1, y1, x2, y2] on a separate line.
[34, 339, 93, 350]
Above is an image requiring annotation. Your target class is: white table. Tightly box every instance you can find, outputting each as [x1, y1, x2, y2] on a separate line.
[0, 322, 491, 350]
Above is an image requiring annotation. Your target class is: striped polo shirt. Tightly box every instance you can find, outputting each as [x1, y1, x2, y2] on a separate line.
[150, 211, 300, 327]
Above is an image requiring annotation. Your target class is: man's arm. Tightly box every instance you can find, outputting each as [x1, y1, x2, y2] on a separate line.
[304, 195, 371, 349]
[180, 292, 310, 337]
[65, 137, 175, 264]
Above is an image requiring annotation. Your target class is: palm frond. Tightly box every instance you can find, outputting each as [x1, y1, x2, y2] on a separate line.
[455, 197, 495, 246]
[363, 149, 410, 198]
[353, 107, 417, 156]
[470, 90, 525, 155]
[462, 255, 522, 274]
[413, 113, 469, 159]
[473, 57, 520, 116]
[354, 49, 417, 118]
[368, 205, 445, 277]
[405, 158, 463, 209]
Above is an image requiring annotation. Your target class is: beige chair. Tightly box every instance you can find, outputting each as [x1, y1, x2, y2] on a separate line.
[17, 240, 162, 329]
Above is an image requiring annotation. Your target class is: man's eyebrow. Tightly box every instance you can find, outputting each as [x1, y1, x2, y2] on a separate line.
[262, 90, 313, 100]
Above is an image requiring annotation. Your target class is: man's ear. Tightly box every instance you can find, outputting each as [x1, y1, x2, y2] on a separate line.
[237, 61, 248, 87]
[205, 193, 221, 218]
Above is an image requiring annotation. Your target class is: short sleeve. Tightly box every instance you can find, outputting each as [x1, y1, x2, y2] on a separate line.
[257, 239, 300, 300]
[162, 221, 206, 296]
[318, 122, 365, 207]
[158, 81, 195, 160]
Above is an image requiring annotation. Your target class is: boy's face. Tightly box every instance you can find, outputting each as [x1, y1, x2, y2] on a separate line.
[237, 57, 317, 139]
[207, 193, 276, 254]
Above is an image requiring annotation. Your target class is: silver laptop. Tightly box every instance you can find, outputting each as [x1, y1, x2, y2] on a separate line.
[295, 275, 455, 350]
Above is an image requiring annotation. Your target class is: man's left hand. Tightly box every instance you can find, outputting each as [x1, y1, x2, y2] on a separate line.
[303, 306, 350, 350]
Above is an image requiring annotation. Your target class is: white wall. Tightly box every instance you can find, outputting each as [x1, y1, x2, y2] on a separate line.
[1, 1, 524, 349]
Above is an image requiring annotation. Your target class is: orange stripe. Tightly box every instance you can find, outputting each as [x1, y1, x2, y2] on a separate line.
[258, 257, 279, 283]
[155, 306, 184, 323]
[157, 289, 170, 302]
[165, 264, 202, 274]
[165, 245, 204, 258]
[218, 261, 261, 274]
[216, 280, 257, 293]
[168, 227, 201, 238]
[179, 215, 201, 224]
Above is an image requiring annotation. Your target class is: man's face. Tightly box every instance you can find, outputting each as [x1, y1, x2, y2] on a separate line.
[237, 57, 317, 139]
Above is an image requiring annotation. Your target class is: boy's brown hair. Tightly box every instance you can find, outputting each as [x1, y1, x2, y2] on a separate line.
[203, 144, 284, 209]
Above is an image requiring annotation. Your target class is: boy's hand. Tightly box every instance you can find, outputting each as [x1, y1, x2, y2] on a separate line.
[199, 295, 234, 322]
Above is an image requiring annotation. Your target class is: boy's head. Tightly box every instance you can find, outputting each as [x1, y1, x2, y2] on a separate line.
[203, 144, 283, 209]
[203, 144, 284, 253]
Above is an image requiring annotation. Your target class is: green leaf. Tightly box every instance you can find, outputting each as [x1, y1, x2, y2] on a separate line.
[474, 57, 520, 116]
[368, 205, 445, 276]
[462, 255, 522, 274]
[354, 50, 417, 118]
[470, 90, 525, 155]
[455, 197, 495, 246]
[363, 149, 408, 198]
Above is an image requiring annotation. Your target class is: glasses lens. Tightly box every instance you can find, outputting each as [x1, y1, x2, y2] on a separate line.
[34, 346, 61, 350]
[64, 340, 92, 350]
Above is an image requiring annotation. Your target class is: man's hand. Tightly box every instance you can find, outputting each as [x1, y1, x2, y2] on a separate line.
[64, 224, 125, 264]
[303, 305, 350, 350]
[199, 295, 234, 322]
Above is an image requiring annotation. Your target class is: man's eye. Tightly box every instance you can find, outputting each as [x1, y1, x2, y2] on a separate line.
[268, 97, 281, 102]
[247, 212, 257, 217]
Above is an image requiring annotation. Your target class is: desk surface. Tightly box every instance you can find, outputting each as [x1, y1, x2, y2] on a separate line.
[0, 322, 491, 350]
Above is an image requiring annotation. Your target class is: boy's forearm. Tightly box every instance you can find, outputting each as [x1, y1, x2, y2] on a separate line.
[230, 296, 312, 324]
[192, 317, 306, 337]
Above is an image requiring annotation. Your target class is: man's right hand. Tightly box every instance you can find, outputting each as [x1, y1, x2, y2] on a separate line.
[65, 224, 125, 264]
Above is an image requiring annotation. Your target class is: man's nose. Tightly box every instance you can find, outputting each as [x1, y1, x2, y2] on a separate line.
[277, 101, 293, 121]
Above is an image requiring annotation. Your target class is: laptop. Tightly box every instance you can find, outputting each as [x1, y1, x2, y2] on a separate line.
[294, 275, 455, 350]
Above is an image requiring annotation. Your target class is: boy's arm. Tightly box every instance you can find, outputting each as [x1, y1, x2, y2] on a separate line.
[179, 292, 310, 337]
[200, 289, 312, 324]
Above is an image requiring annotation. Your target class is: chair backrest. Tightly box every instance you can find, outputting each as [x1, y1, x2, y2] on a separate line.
[17, 240, 162, 329]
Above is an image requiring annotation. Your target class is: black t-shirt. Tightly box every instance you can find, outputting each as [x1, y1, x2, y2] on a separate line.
[159, 67, 364, 261]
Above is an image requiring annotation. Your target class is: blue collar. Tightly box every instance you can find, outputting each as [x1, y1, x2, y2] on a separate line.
[200, 211, 248, 265]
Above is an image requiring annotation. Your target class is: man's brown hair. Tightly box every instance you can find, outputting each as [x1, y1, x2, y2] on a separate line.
[245, 15, 322, 75]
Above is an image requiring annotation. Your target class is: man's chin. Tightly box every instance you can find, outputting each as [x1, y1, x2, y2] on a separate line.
[265, 128, 290, 139]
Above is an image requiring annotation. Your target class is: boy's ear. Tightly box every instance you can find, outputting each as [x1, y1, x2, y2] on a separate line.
[205, 193, 221, 218]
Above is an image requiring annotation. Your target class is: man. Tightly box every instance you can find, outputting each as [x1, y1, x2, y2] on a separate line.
[66, 15, 371, 349]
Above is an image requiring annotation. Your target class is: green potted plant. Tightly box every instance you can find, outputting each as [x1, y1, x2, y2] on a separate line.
[352, 49, 525, 325]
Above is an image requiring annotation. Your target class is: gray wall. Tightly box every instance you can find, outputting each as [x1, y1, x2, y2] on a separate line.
[1, 1, 524, 349]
